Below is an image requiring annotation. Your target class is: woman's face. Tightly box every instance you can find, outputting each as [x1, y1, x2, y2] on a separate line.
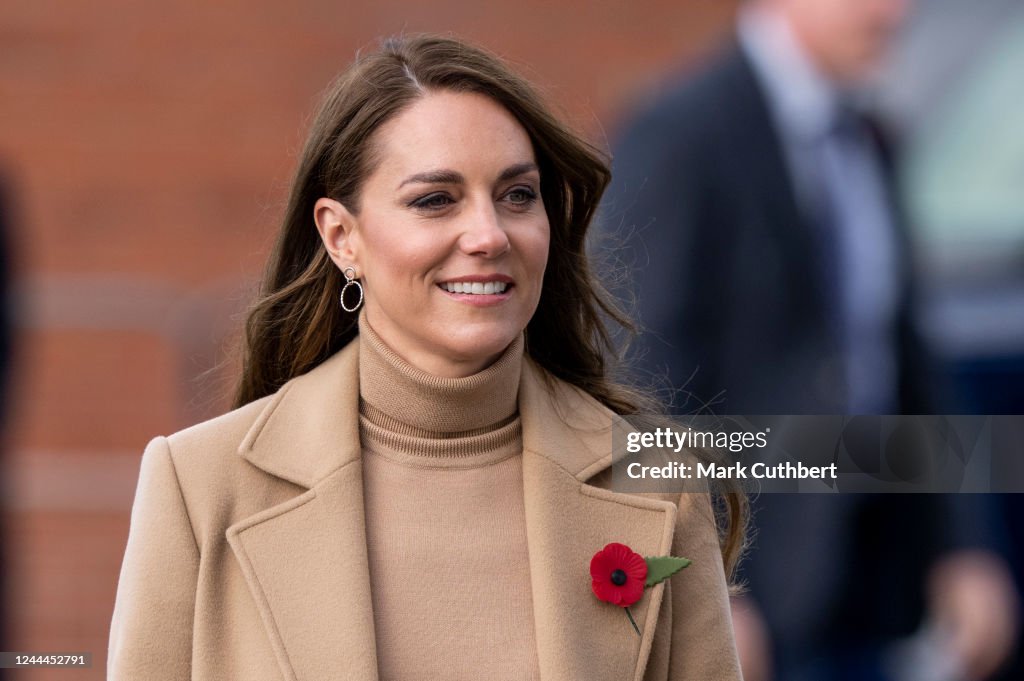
[316, 90, 550, 378]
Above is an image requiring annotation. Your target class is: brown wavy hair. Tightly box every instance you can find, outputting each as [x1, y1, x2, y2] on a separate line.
[233, 34, 746, 577]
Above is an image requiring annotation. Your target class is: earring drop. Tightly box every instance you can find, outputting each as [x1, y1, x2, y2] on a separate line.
[340, 266, 364, 312]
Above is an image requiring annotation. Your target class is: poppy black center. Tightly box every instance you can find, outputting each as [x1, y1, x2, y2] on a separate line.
[610, 569, 627, 586]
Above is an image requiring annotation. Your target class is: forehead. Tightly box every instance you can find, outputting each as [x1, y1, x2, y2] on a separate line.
[368, 90, 537, 182]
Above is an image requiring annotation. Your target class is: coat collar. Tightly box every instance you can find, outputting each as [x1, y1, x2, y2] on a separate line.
[227, 340, 677, 681]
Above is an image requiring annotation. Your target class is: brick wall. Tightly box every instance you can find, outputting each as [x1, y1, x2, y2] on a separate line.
[0, 1, 736, 678]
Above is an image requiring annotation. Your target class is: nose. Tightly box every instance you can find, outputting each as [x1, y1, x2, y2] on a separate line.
[457, 201, 511, 258]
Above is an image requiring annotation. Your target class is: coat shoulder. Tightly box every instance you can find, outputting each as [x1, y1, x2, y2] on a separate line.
[614, 44, 754, 155]
[152, 391, 301, 547]
[166, 395, 273, 458]
[161, 393, 276, 481]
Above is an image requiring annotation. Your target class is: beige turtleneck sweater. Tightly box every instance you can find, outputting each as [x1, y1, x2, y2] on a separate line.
[358, 316, 541, 681]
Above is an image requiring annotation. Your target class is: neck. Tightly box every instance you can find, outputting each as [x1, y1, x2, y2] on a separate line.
[357, 311, 523, 434]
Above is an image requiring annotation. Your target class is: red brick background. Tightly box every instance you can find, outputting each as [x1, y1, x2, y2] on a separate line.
[1, 2, 737, 678]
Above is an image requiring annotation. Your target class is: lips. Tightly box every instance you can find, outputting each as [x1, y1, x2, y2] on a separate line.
[436, 274, 514, 297]
[440, 281, 509, 295]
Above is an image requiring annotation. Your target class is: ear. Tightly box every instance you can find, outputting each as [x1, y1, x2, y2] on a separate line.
[314, 197, 360, 272]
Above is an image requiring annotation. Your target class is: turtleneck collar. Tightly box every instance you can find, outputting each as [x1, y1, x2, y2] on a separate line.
[357, 310, 523, 435]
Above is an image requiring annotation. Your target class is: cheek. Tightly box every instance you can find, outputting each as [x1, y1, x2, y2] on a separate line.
[528, 226, 552, 285]
[521, 231, 551, 320]
[357, 222, 435, 293]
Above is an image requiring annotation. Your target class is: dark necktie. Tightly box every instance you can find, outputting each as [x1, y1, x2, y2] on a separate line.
[810, 104, 900, 413]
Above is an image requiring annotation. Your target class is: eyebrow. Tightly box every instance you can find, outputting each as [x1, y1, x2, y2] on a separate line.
[396, 162, 539, 190]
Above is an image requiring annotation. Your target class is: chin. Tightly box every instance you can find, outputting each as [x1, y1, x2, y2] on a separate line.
[440, 325, 519, 363]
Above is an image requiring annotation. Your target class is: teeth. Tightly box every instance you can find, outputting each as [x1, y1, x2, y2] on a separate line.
[441, 281, 508, 295]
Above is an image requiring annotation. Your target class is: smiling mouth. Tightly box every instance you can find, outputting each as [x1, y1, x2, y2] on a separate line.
[438, 281, 511, 295]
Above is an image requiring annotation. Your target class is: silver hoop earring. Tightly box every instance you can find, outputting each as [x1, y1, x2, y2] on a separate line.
[340, 266, 364, 313]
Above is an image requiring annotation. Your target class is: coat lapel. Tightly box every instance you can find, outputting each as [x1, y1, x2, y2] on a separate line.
[519, 364, 677, 681]
[227, 343, 379, 681]
[225, 342, 676, 681]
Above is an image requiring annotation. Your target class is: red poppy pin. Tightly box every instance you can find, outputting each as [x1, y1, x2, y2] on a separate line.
[590, 542, 691, 635]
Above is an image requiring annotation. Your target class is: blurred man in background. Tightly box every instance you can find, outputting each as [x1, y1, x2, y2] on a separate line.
[610, 0, 923, 415]
[606, 0, 1018, 679]
[0, 177, 13, 681]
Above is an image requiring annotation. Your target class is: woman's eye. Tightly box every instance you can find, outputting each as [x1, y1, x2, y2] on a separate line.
[411, 193, 453, 210]
[505, 186, 538, 206]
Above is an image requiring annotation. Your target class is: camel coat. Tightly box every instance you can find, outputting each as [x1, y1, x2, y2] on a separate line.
[108, 340, 742, 680]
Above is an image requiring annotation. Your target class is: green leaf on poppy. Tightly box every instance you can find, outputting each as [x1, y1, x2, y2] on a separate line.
[644, 556, 692, 587]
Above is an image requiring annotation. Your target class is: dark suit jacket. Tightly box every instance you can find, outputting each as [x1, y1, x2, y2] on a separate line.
[605, 43, 930, 415]
[603, 43, 985, 680]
